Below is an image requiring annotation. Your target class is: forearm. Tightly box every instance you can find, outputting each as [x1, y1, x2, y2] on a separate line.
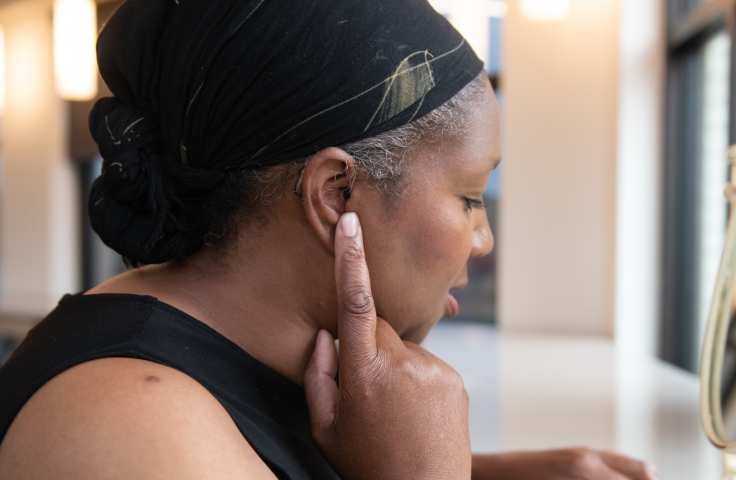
[472, 451, 579, 480]
[471, 453, 525, 480]
[472, 452, 566, 480]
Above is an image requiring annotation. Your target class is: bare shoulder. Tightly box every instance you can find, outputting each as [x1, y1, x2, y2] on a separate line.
[0, 357, 276, 480]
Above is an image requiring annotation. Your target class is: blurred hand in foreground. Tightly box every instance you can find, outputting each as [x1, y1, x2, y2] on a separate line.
[471, 449, 660, 480]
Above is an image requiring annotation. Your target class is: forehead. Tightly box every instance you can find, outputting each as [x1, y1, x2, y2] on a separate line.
[413, 82, 502, 182]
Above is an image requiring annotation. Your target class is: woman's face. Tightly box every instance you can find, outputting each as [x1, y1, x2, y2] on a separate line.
[351, 78, 501, 343]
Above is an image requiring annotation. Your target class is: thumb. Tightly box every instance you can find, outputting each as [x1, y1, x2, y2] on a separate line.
[304, 329, 339, 435]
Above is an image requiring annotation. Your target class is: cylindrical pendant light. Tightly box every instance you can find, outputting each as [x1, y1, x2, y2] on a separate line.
[520, 0, 571, 22]
[53, 0, 98, 101]
[0, 25, 6, 115]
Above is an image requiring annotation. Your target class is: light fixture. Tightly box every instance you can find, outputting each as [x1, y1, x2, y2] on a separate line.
[428, 0, 506, 69]
[0, 26, 6, 115]
[53, 0, 98, 101]
[520, 0, 571, 22]
[430, 0, 507, 18]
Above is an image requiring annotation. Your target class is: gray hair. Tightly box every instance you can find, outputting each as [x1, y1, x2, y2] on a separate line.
[341, 72, 487, 192]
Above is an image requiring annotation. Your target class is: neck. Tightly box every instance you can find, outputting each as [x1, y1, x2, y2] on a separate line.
[90, 215, 336, 386]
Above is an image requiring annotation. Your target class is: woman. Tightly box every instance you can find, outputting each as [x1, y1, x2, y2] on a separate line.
[0, 0, 657, 478]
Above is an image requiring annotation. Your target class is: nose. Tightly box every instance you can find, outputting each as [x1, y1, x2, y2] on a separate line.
[471, 209, 494, 257]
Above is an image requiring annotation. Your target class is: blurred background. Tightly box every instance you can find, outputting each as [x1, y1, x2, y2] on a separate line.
[0, 0, 730, 476]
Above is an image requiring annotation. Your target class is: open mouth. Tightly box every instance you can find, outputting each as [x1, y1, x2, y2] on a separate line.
[445, 293, 459, 318]
[444, 280, 467, 318]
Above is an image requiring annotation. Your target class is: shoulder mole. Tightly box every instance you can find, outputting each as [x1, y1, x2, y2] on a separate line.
[146, 375, 160, 383]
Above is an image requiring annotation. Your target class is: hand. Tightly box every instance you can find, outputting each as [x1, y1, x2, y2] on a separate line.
[304, 212, 472, 480]
[471, 449, 659, 480]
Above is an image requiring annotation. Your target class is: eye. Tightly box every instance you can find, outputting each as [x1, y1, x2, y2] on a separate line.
[464, 197, 486, 211]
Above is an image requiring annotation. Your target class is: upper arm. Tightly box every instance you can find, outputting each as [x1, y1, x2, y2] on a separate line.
[0, 357, 277, 480]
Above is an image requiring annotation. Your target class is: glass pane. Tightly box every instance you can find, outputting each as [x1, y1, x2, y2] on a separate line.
[663, 29, 731, 372]
[697, 31, 730, 352]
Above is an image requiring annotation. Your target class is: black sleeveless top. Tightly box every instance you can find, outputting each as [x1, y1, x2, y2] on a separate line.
[0, 294, 340, 480]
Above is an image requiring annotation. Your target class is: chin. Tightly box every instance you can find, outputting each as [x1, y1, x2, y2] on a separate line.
[400, 312, 444, 344]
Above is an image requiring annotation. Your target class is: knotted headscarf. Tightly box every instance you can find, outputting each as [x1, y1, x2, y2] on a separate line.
[89, 0, 484, 264]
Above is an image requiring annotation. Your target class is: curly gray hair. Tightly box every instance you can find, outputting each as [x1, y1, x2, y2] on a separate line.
[341, 71, 487, 191]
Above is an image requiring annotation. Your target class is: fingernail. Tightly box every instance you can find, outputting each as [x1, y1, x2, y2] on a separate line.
[340, 213, 358, 238]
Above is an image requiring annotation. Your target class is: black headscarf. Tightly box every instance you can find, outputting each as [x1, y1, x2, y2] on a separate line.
[89, 0, 483, 264]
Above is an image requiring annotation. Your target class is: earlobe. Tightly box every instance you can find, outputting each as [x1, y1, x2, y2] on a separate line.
[299, 147, 357, 254]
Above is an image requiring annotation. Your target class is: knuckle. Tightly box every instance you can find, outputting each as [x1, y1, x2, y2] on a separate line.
[566, 449, 599, 474]
[343, 370, 383, 400]
[430, 359, 464, 389]
[447, 370, 469, 404]
[636, 461, 649, 475]
[302, 364, 321, 388]
[447, 368, 465, 389]
[349, 382, 376, 400]
[341, 243, 366, 263]
[432, 363, 464, 390]
[402, 356, 465, 390]
[456, 379, 470, 403]
[340, 284, 375, 316]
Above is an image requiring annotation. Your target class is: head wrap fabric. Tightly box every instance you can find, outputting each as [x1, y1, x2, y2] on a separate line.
[90, 0, 484, 264]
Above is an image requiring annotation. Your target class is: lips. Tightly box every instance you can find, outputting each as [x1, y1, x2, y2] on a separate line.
[445, 293, 459, 318]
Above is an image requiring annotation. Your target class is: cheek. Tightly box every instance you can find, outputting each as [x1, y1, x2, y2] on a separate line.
[391, 204, 473, 341]
[405, 205, 473, 280]
[358, 195, 474, 338]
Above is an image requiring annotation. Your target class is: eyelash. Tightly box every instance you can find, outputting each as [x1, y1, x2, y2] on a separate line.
[464, 197, 486, 211]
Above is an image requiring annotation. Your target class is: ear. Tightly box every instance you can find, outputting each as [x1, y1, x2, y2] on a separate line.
[300, 147, 357, 254]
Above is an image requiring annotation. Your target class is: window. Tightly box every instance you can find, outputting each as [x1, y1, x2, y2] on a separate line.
[662, 1, 734, 372]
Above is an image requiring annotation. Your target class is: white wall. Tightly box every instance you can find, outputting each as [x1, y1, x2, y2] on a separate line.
[499, 0, 620, 336]
[614, 0, 665, 357]
[614, 0, 666, 460]
[0, 0, 79, 317]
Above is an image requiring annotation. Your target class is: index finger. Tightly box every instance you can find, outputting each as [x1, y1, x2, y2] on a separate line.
[335, 213, 377, 365]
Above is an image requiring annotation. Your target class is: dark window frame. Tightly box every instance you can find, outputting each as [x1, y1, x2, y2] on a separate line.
[662, 0, 736, 372]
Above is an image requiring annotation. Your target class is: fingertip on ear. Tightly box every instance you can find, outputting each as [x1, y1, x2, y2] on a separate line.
[300, 148, 357, 253]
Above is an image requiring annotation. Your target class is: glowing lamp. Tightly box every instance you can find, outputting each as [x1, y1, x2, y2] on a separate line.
[520, 0, 571, 22]
[53, 0, 98, 101]
[0, 26, 6, 115]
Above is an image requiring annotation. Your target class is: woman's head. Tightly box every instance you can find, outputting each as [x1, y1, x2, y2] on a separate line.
[89, 0, 498, 340]
[311, 73, 499, 342]
[198, 72, 498, 343]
